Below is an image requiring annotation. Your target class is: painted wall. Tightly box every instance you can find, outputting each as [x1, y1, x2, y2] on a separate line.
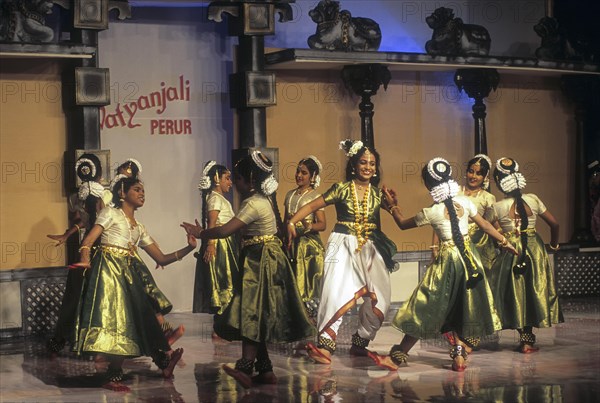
[1, 61, 68, 270]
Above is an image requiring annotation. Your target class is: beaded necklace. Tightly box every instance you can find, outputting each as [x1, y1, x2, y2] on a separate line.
[351, 181, 371, 252]
[288, 187, 311, 216]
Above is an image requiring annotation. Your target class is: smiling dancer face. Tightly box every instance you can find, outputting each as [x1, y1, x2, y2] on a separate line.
[345, 146, 381, 186]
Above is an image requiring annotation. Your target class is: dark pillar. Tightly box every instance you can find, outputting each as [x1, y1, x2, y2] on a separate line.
[340, 64, 391, 149]
[454, 69, 500, 155]
[561, 75, 600, 245]
[208, 1, 294, 160]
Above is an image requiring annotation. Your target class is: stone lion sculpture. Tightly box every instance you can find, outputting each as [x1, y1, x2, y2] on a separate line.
[307, 0, 382, 51]
[0, 0, 55, 43]
[425, 7, 491, 57]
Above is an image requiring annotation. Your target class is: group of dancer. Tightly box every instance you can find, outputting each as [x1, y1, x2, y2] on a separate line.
[48, 139, 564, 391]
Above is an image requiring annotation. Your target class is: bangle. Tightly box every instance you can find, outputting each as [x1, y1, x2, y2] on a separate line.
[549, 243, 560, 251]
[389, 206, 401, 214]
[175, 251, 181, 261]
[429, 245, 439, 249]
[499, 237, 508, 247]
[288, 222, 296, 228]
[78, 245, 90, 252]
[74, 224, 81, 232]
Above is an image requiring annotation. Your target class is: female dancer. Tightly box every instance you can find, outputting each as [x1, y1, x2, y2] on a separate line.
[489, 157, 563, 353]
[182, 151, 315, 388]
[379, 158, 517, 372]
[72, 176, 194, 391]
[47, 154, 106, 353]
[287, 140, 398, 365]
[194, 161, 240, 320]
[283, 156, 326, 317]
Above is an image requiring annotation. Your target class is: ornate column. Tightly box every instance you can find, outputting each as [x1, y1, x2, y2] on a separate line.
[454, 69, 500, 155]
[561, 75, 600, 245]
[208, 1, 294, 165]
[340, 64, 390, 149]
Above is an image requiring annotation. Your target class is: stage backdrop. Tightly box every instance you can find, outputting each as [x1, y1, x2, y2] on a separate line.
[99, 6, 235, 312]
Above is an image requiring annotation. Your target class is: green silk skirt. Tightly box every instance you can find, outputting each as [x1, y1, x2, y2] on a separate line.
[214, 239, 316, 343]
[488, 232, 563, 329]
[193, 235, 240, 314]
[73, 247, 170, 357]
[468, 223, 498, 270]
[130, 251, 173, 316]
[291, 231, 324, 303]
[392, 243, 501, 339]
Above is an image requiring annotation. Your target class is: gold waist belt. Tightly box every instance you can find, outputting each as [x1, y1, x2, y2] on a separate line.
[100, 243, 136, 256]
[505, 228, 537, 237]
[337, 221, 378, 230]
[440, 234, 471, 248]
[241, 234, 277, 248]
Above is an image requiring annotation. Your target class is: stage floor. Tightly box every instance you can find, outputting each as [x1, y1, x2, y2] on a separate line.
[1, 297, 598, 402]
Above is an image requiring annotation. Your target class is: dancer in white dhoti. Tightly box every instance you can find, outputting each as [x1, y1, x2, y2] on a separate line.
[287, 139, 398, 365]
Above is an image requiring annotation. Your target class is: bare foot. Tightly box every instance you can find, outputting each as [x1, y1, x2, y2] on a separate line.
[306, 342, 331, 364]
[166, 325, 185, 345]
[367, 351, 400, 371]
[222, 364, 252, 389]
[162, 348, 184, 379]
[102, 381, 130, 392]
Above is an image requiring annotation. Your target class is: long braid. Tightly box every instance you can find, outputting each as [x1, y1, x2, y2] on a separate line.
[270, 192, 285, 240]
[443, 198, 480, 287]
[511, 189, 530, 272]
[201, 189, 210, 229]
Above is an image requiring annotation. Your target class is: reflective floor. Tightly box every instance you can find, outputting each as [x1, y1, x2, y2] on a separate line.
[1, 297, 598, 402]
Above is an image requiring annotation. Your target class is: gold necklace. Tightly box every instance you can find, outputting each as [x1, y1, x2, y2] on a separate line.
[351, 181, 371, 252]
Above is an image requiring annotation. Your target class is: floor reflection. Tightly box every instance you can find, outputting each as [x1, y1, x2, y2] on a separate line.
[0, 297, 598, 402]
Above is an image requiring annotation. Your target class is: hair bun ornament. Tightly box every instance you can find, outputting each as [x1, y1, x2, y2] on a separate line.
[251, 150, 273, 173]
[110, 174, 128, 191]
[495, 157, 519, 175]
[126, 158, 143, 174]
[261, 173, 279, 196]
[499, 172, 527, 193]
[427, 157, 452, 181]
[339, 139, 363, 157]
[78, 181, 105, 201]
[75, 158, 97, 181]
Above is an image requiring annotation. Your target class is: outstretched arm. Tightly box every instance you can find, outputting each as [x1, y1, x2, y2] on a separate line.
[381, 186, 417, 230]
[181, 217, 247, 240]
[143, 232, 197, 267]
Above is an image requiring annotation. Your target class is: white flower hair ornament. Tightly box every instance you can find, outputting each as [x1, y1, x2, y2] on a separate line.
[261, 173, 279, 196]
[251, 150, 272, 173]
[78, 181, 105, 201]
[339, 139, 364, 157]
[75, 158, 97, 179]
[305, 155, 323, 188]
[495, 157, 519, 175]
[198, 161, 217, 190]
[430, 180, 460, 203]
[500, 173, 527, 193]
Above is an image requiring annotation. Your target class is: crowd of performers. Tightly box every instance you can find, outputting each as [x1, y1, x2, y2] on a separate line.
[46, 140, 564, 391]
